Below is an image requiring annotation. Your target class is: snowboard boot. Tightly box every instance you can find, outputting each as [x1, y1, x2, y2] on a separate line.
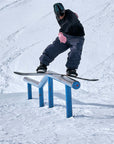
[36, 63, 47, 73]
[66, 69, 78, 77]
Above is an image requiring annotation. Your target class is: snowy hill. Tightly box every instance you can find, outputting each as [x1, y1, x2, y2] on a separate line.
[0, 0, 114, 93]
[0, 89, 114, 144]
[81, 53, 114, 92]
[0, 0, 114, 143]
[0, 66, 114, 144]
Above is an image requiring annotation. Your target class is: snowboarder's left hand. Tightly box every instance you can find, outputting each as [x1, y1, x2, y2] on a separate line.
[58, 32, 67, 43]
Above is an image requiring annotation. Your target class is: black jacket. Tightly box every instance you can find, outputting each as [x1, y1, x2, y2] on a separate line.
[57, 9, 85, 36]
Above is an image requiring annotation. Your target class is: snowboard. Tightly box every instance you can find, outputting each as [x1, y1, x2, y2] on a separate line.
[14, 70, 99, 81]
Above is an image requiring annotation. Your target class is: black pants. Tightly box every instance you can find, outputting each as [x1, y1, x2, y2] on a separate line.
[40, 34, 84, 69]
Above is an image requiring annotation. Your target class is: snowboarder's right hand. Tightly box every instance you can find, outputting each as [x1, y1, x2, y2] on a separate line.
[58, 32, 67, 43]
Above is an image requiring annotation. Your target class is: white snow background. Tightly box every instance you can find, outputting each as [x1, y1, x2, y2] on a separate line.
[0, 0, 114, 143]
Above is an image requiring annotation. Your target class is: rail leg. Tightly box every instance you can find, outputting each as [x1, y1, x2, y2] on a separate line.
[39, 87, 44, 107]
[48, 77, 54, 108]
[27, 83, 32, 99]
[65, 85, 72, 118]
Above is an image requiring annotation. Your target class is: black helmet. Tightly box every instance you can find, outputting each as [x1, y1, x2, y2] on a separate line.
[53, 3, 65, 18]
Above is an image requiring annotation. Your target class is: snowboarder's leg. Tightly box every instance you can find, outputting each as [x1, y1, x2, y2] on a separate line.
[66, 37, 84, 70]
[39, 37, 69, 66]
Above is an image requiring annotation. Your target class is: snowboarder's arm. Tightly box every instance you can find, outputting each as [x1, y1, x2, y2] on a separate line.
[74, 12, 78, 18]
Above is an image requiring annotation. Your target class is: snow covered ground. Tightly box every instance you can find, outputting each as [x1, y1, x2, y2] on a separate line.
[0, 89, 114, 144]
[0, 0, 114, 143]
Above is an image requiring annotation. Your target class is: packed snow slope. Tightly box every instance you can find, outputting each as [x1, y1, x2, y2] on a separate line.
[0, 89, 114, 144]
[0, 0, 114, 93]
[0, 1, 114, 144]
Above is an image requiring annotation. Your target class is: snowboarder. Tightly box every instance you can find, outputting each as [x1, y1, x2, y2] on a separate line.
[36, 3, 85, 76]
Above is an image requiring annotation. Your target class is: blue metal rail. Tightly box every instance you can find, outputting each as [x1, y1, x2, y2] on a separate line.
[24, 74, 80, 118]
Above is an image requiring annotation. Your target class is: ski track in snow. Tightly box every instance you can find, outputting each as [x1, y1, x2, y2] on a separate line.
[83, 0, 113, 23]
[0, 28, 42, 94]
[0, 0, 31, 12]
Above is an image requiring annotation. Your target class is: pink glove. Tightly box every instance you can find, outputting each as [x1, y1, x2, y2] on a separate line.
[58, 32, 67, 44]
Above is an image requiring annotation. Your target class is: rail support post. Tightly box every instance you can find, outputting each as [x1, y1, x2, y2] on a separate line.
[65, 85, 72, 118]
[39, 87, 44, 107]
[27, 83, 32, 99]
[48, 77, 54, 108]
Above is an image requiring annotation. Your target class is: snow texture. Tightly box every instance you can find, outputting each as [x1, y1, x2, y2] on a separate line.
[0, 90, 114, 144]
[0, 0, 114, 143]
